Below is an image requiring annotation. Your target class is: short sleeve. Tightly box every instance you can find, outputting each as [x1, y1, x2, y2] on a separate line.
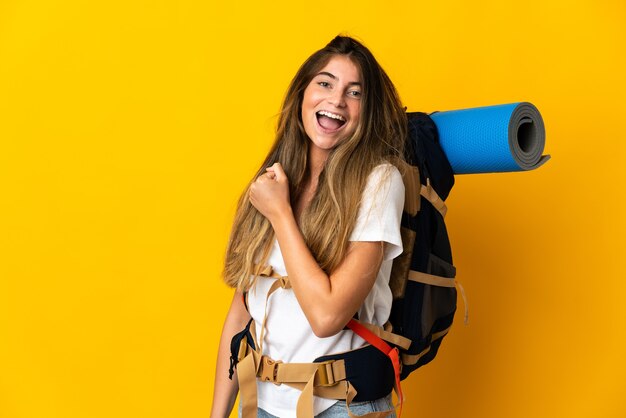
[349, 164, 405, 261]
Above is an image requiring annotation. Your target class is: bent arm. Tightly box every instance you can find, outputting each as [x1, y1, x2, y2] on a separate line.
[210, 291, 251, 418]
[249, 163, 403, 339]
[270, 212, 384, 338]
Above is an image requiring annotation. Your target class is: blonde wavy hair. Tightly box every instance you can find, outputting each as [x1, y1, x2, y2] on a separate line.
[223, 35, 407, 291]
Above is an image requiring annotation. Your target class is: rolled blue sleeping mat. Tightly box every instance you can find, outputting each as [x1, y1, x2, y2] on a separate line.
[429, 102, 550, 174]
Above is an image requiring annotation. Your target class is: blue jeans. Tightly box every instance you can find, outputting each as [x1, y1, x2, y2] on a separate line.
[237, 394, 396, 417]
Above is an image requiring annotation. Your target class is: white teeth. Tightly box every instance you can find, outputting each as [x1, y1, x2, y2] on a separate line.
[317, 110, 346, 122]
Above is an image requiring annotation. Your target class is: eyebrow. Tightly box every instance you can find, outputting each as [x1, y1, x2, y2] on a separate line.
[315, 71, 362, 87]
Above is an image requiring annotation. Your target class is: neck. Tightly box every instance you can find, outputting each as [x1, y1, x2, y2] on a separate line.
[308, 146, 329, 181]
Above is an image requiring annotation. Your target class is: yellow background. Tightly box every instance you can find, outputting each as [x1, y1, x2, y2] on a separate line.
[1, 1, 625, 417]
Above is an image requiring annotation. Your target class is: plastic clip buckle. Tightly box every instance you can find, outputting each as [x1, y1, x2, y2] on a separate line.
[260, 357, 282, 385]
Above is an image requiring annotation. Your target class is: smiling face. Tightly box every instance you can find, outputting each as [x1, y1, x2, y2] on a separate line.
[301, 55, 362, 158]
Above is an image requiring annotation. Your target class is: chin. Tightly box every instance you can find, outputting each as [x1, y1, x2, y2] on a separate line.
[310, 137, 341, 151]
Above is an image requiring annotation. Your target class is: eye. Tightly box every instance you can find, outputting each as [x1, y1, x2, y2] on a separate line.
[348, 90, 361, 97]
[317, 81, 331, 88]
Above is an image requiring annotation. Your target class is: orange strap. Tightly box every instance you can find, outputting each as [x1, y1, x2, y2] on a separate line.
[346, 319, 403, 418]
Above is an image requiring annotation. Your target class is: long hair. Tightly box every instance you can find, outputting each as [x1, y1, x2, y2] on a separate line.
[223, 35, 407, 291]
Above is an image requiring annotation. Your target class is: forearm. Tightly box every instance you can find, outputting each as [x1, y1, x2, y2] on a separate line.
[270, 208, 374, 337]
[272, 207, 331, 292]
[210, 292, 251, 418]
[210, 329, 239, 418]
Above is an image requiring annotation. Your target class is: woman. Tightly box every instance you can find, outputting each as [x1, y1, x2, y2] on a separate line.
[211, 35, 408, 418]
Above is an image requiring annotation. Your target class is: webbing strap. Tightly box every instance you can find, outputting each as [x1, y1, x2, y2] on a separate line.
[345, 382, 396, 418]
[296, 366, 319, 417]
[257, 266, 291, 354]
[258, 356, 347, 386]
[349, 319, 412, 351]
[346, 319, 403, 418]
[400, 327, 450, 366]
[237, 343, 261, 418]
[296, 364, 394, 418]
[407, 271, 469, 325]
[456, 280, 469, 325]
[296, 366, 391, 418]
[257, 264, 290, 284]
[407, 270, 455, 287]
[420, 178, 447, 218]
[400, 163, 421, 217]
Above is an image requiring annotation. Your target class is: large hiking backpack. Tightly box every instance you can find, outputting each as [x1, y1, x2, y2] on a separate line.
[347, 111, 465, 380]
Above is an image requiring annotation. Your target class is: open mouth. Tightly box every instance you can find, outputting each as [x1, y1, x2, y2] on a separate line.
[316, 110, 346, 132]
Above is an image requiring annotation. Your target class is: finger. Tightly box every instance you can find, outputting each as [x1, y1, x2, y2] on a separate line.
[257, 171, 272, 181]
[271, 162, 286, 181]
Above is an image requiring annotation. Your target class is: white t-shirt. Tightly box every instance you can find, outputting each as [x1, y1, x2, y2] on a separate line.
[246, 163, 405, 417]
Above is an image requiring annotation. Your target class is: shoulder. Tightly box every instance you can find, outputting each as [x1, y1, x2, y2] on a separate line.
[363, 163, 405, 196]
[356, 162, 405, 216]
[350, 162, 405, 257]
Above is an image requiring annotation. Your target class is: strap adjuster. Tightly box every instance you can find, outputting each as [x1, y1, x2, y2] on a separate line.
[316, 360, 337, 386]
[260, 356, 282, 385]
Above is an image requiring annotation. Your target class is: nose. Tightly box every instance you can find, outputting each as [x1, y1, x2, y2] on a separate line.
[328, 89, 346, 108]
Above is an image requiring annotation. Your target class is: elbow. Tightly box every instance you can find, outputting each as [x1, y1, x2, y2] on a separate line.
[310, 313, 347, 339]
